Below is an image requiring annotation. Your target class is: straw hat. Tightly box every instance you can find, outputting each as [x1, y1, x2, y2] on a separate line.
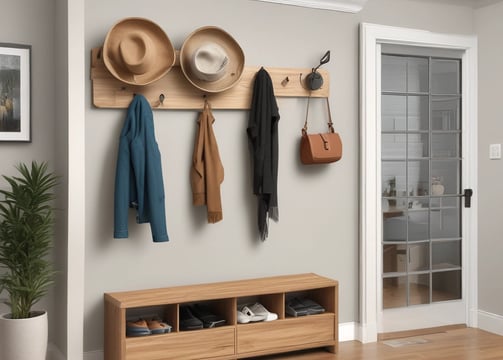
[180, 26, 245, 93]
[103, 17, 176, 86]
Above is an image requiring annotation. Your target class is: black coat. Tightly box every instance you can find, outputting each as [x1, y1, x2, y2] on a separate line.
[247, 67, 280, 240]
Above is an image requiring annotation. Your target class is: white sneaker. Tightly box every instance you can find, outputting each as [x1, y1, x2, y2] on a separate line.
[249, 303, 278, 321]
[237, 310, 251, 324]
[240, 305, 267, 322]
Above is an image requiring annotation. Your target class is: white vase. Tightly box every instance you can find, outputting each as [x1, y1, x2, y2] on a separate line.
[0, 310, 48, 360]
[432, 183, 445, 196]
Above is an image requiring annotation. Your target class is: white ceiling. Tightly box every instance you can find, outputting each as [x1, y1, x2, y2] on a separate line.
[409, 0, 503, 8]
[255, 0, 503, 12]
[256, 0, 368, 12]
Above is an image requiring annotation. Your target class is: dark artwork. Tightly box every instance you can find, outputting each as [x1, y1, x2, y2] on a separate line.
[0, 54, 21, 132]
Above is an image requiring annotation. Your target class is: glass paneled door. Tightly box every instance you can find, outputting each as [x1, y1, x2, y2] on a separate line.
[381, 54, 464, 313]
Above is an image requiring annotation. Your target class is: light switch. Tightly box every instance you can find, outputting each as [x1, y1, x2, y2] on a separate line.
[489, 144, 501, 160]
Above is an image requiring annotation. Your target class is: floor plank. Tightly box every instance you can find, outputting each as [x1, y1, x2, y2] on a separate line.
[249, 328, 503, 360]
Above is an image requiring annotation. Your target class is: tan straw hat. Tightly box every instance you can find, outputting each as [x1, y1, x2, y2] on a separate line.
[180, 26, 245, 93]
[103, 17, 176, 86]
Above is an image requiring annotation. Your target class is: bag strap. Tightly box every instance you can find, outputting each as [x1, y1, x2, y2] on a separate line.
[303, 96, 334, 135]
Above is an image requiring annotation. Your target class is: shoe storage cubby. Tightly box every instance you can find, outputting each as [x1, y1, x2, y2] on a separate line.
[104, 273, 338, 360]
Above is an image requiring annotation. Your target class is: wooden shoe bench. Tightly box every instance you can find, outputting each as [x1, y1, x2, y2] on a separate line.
[104, 273, 338, 360]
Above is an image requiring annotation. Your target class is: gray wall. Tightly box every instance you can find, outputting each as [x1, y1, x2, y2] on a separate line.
[0, 0, 66, 352]
[475, 2, 503, 318]
[83, 0, 475, 352]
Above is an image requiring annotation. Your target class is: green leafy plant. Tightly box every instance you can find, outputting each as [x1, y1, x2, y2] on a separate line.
[0, 162, 58, 319]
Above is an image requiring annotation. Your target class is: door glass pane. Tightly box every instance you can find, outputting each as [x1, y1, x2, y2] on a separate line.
[430, 196, 458, 209]
[382, 95, 406, 131]
[408, 160, 429, 197]
[383, 276, 407, 309]
[431, 59, 460, 94]
[408, 211, 429, 242]
[407, 57, 429, 93]
[408, 133, 429, 158]
[430, 198, 461, 239]
[408, 197, 428, 209]
[408, 243, 430, 271]
[383, 244, 406, 273]
[382, 134, 406, 159]
[432, 240, 461, 270]
[432, 270, 461, 302]
[432, 133, 460, 158]
[382, 161, 406, 197]
[431, 160, 460, 195]
[382, 56, 407, 92]
[383, 213, 407, 242]
[431, 96, 460, 131]
[409, 274, 430, 305]
[407, 96, 429, 131]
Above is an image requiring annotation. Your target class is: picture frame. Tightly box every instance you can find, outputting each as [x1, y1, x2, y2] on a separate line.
[0, 43, 31, 142]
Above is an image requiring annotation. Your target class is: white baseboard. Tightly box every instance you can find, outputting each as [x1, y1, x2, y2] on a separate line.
[339, 321, 358, 342]
[83, 322, 359, 359]
[478, 310, 503, 336]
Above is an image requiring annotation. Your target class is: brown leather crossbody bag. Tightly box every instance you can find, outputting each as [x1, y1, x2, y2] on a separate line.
[300, 97, 342, 164]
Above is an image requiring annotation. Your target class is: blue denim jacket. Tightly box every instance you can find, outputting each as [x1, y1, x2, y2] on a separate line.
[114, 94, 169, 242]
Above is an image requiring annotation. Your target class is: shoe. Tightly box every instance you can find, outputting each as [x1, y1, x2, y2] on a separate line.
[191, 304, 226, 328]
[299, 298, 325, 315]
[147, 319, 172, 334]
[179, 306, 203, 330]
[126, 319, 151, 337]
[285, 298, 309, 317]
[237, 310, 251, 324]
[248, 303, 278, 321]
[240, 305, 267, 322]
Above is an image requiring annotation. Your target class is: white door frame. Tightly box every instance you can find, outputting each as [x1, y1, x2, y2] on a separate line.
[359, 23, 478, 343]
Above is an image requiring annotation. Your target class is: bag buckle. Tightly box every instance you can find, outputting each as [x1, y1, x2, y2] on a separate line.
[320, 134, 330, 150]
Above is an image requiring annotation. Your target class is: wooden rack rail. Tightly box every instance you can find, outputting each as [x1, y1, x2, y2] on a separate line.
[91, 47, 330, 110]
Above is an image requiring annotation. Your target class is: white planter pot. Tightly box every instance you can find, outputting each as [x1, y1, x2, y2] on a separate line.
[0, 310, 48, 360]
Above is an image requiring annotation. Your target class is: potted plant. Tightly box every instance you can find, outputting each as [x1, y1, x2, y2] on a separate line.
[0, 161, 58, 360]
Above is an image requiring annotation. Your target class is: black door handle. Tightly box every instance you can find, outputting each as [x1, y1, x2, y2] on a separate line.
[464, 189, 473, 208]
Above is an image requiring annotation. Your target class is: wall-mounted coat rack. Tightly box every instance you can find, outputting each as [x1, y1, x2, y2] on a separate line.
[90, 47, 329, 110]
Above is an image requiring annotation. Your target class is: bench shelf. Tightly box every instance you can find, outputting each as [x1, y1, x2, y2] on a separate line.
[104, 273, 338, 360]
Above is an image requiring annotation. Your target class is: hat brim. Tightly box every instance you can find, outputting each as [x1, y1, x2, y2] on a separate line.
[103, 17, 176, 86]
[180, 26, 245, 93]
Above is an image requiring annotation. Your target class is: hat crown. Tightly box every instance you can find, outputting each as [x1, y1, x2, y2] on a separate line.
[191, 43, 229, 82]
[102, 17, 175, 86]
[119, 32, 155, 75]
[180, 26, 245, 93]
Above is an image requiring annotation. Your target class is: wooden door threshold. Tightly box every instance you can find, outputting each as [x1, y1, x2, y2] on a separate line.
[378, 324, 467, 341]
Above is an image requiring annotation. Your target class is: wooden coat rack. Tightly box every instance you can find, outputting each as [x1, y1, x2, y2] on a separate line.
[91, 47, 330, 110]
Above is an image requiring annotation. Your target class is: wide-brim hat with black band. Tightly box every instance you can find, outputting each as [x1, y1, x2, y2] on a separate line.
[180, 26, 245, 93]
[103, 17, 176, 86]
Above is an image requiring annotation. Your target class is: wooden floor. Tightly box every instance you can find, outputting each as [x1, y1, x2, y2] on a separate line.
[250, 328, 503, 360]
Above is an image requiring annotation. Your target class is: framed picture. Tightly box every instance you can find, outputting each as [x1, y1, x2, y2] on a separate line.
[0, 43, 31, 142]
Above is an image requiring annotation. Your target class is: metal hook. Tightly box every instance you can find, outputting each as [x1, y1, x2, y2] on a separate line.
[312, 50, 331, 73]
[306, 50, 331, 91]
[281, 76, 290, 87]
[153, 93, 165, 108]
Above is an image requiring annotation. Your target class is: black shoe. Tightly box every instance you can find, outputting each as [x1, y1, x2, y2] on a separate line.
[299, 298, 325, 315]
[285, 298, 309, 317]
[191, 304, 226, 328]
[179, 306, 203, 330]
